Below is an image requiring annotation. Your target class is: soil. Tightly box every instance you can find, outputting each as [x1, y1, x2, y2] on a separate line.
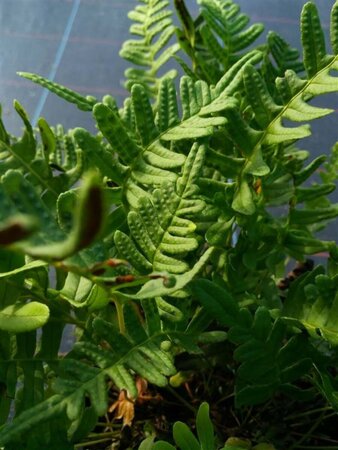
[82, 354, 338, 450]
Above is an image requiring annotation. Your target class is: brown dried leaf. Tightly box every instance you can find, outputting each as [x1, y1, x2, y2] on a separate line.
[109, 390, 135, 427]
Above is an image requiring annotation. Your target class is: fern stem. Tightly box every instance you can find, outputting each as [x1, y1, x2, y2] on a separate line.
[165, 385, 197, 414]
[75, 436, 116, 448]
[95, 422, 122, 428]
[87, 431, 120, 438]
[291, 431, 338, 444]
[289, 411, 327, 450]
[292, 447, 338, 449]
[113, 296, 125, 334]
[284, 406, 333, 421]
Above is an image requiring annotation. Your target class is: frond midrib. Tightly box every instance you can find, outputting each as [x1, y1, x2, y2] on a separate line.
[152, 186, 196, 272]
[26, 328, 195, 415]
[251, 55, 338, 157]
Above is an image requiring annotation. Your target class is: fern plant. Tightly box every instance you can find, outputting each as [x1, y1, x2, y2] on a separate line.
[0, 1, 337, 449]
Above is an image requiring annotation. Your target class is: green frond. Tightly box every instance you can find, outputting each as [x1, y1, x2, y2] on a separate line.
[155, 78, 180, 131]
[17, 72, 96, 111]
[301, 2, 328, 78]
[175, 0, 264, 84]
[132, 85, 159, 146]
[130, 246, 214, 301]
[331, 1, 338, 54]
[0, 259, 47, 279]
[175, 0, 264, 83]
[244, 66, 282, 128]
[259, 31, 304, 102]
[283, 229, 334, 260]
[295, 183, 336, 203]
[246, 62, 337, 145]
[72, 128, 128, 185]
[225, 11, 338, 214]
[266, 31, 304, 75]
[0, 302, 215, 445]
[58, 272, 109, 310]
[321, 141, 338, 185]
[93, 103, 141, 165]
[120, 0, 179, 96]
[49, 125, 85, 186]
[0, 250, 50, 334]
[212, 49, 262, 97]
[114, 143, 205, 275]
[0, 104, 87, 198]
[191, 280, 313, 407]
[283, 266, 338, 346]
[199, 0, 264, 55]
[294, 155, 327, 186]
[95, 52, 261, 207]
[289, 205, 338, 226]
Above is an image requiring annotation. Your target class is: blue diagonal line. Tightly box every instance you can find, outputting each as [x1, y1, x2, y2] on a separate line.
[32, 0, 81, 126]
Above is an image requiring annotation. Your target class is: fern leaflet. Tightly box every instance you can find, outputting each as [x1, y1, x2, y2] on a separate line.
[120, 0, 180, 97]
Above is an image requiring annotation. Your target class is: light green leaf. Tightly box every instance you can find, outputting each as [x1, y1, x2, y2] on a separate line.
[196, 402, 214, 450]
[152, 442, 176, 450]
[173, 421, 200, 450]
[232, 179, 255, 215]
[0, 259, 47, 278]
[0, 302, 49, 332]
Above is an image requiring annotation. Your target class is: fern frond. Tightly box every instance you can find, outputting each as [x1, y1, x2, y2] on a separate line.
[17, 72, 96, 111]
[0, 300, 214, 446]
[198, 0, 264, 63]
[72, 128, 128, 185]
[191, 279, 313, 406]
[266, 31, 304, 76]
[260, 31, 304, 98]
[0, 249, 50, 335]
[114, 143, 205, 275]
[301, 2, 328, 78]
[50, 124, 84, 186]
[0, 103, 86, 198]
[94, 50, 261, 208]
[321, 142, 338, 185]
[282, 266, 338, 346]
[224, 3, 338, 215]
[198, 3, 338, 215]
[120, 0, 180, 97]
[0, 251, 68, 445]
[175, 0, 264, 84]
